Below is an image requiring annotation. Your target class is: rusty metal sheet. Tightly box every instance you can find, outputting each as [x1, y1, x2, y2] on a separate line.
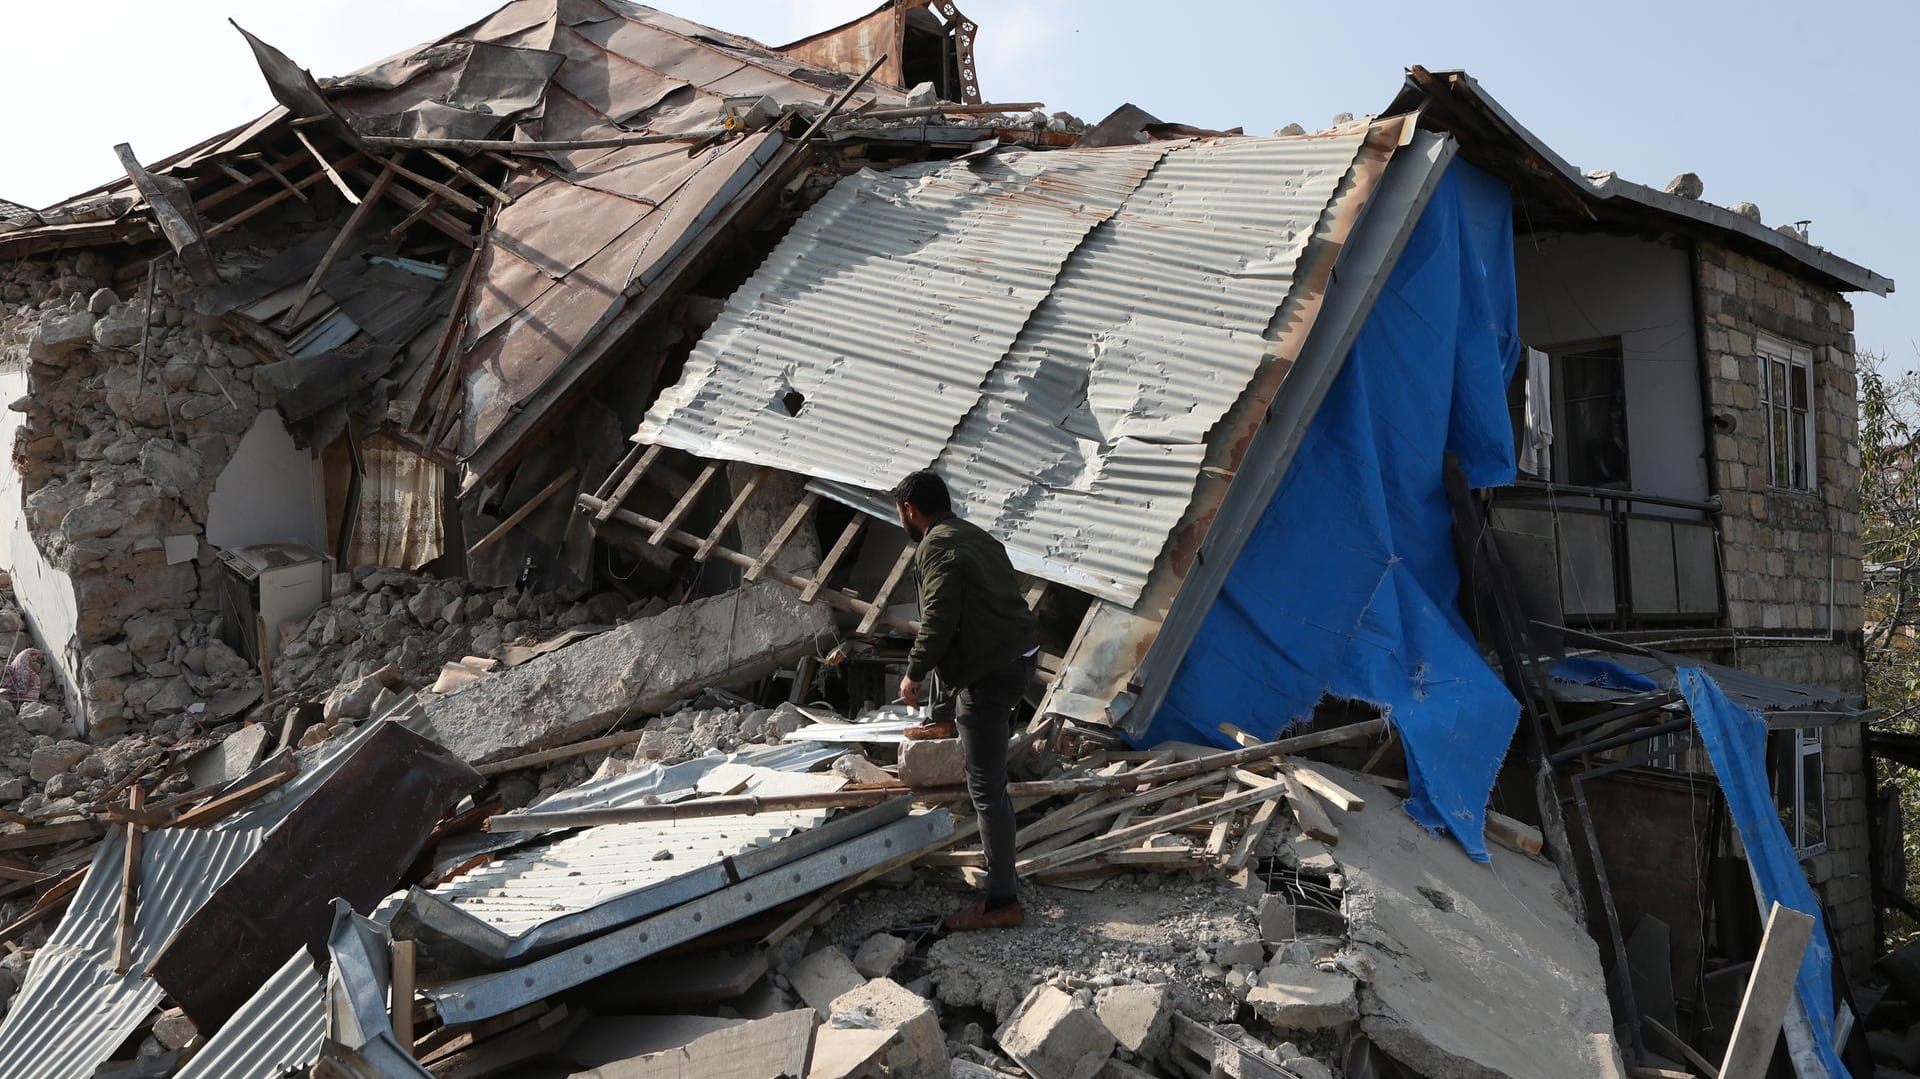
[549, 23, 691, 125]
[459, 131, 795, 472]
[775, 1, 902, 90]
[150, 722, 482, 1030]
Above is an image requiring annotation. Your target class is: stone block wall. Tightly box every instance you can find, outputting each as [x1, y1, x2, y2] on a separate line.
[1691, 239, 1873, 969]
[1696, 240, 1863, 638]
[0, 250, 275, 739]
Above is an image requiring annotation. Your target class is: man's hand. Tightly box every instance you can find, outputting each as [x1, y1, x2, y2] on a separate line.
[899, 674, 923, 709]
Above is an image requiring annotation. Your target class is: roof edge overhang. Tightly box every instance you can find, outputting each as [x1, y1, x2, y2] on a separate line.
[1121, 127, 1462, 736]
[1388, 68, 1893, 298]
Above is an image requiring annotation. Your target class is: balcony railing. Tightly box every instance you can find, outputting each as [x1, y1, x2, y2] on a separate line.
[1489, 482, 1725, 627]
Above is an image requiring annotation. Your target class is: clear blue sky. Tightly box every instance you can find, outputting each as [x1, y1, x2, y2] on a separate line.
[3, 0, 1910, 367]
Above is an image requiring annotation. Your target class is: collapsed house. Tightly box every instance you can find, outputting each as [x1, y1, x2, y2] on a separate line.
[0, 1, 1902, 1077]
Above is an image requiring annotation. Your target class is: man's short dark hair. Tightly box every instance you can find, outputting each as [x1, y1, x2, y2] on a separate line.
[891, 469, 951, 516]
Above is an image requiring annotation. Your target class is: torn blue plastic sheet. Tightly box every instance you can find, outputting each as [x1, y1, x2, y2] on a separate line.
[1678, 667, 1847, 1077]
[1147, 161, 1522, 860]
[1550, 656, 1661, 693]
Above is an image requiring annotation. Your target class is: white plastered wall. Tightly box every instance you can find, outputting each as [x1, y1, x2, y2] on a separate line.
[207, 411, 328, 552]
[0, 364, 83, 717]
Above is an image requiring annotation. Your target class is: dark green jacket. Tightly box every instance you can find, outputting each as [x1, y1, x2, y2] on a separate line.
[906, 515, 1038, 687]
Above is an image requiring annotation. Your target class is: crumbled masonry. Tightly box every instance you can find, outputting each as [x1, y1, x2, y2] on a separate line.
[0, 0, 1895, 1075]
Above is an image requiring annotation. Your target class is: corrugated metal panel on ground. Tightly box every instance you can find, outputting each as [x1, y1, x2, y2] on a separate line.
[635, 132, 1372, 604]
[430, 809, 830, 938]
[175, 949, 325, 1079]
[0, 714, 407, 1079]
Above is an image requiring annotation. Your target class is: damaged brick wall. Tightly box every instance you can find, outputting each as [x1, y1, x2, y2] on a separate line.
[1692, 239, 1873, 969]
[0, 249, 274, 739]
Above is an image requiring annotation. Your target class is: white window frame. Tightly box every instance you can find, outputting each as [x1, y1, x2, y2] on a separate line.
[1780, 725, 1826, 854]
[1756, 336, 1816, 492]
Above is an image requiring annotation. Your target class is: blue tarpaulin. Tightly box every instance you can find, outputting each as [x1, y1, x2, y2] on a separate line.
[1551, 656, 1661, 693]
[1678, 667, 1848, 1077]
[1147, 161, 1522, 860]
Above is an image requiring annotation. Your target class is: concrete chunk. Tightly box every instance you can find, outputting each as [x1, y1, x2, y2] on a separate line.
[897, 738, 965, 788]
[996, 984, 1115, 1079]
[1258, 894, 1296, 944]
[1245, 964, 1358, 1030]
[807, 1024, 898, 1079]
[1092, 983, 1172, 1061]
[790, 946, 867, 1018]
[853, 932, 908, 980]
[828, 977, 947, 1079]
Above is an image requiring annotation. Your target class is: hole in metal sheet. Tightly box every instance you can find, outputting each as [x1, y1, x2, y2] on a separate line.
[693, 912, 702, 922]
[640, 932, 649, 942]
[583, 955, 594, 964]
[524, 977, 534, 988]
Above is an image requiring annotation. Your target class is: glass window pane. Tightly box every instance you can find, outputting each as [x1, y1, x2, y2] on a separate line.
[1790, 363, 1810, 410]
[1772, 409, 1791, 485]
[1792, 418, 1809, 489]
[1800, 742, 1825, 849]
[1770, 359, 1787, 408]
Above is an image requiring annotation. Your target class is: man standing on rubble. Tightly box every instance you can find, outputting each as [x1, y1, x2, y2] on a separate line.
[893, 469, 1037, 931]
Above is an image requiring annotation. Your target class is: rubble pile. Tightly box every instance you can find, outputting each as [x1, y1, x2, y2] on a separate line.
[0, 250, 283, 738]
[263, 567, 649, 732]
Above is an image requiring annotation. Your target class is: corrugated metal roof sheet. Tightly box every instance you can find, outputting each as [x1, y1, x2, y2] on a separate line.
[635, 131, 1372, 603]
[174, 950, 325, 1079]
[0, 714, 406, 1079]
[1552, 649, 1863, 714]
[430, 810, 830, 939]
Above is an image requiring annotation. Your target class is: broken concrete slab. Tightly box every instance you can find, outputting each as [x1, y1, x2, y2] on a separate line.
[1092, 982, 1172, 1062]
[790, 945, 869, 1018]
[424, 575, 829, 760]
[997, 984, 1115, 1079]
[420, 581, 831, 764]
[1318, 766, 1626, 1079]
[1258, 894, 1295, 944]
[897, 738, 965, 788]
[807, 1023, 898, 1079]
[570, 1008, 816, 1079]
[829, 977, 947, 1079]
[853, 932, 908, 980]
[182, 724, 268, 788]
[1244, 963, 1357, 1030]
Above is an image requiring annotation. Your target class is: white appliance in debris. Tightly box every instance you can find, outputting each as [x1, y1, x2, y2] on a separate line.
[215, 543, 334, 666]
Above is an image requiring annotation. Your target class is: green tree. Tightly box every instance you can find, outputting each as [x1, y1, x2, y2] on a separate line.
[1861, 351, 1920, 944]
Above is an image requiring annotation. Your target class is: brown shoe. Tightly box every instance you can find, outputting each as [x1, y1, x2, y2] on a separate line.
[904, 719, 956, 740]
[942, 901, 1024, 931]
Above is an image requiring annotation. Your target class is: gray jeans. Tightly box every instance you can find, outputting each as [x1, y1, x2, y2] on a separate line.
[956, 653, 1032, 904]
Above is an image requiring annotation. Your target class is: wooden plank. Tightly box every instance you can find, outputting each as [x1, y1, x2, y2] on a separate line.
[432, 1003, 575, 1079]
[382, 190, 445, 241]
[169, 766, 298, 828]
[279, 160, 397, 331]
[391, 939, 416, 1053]
[1644, 1016, 1719, 1079]
[294, 128, 360, 204]
[746, 491, 818, 582]
[1013, 762, 1128, 847]
[651, 462, 718, 546]
[1283, 763, 1365, 812]
[1278, 770, 1338, 845]
[383, 154, 485, 214]
[1017, 770, 1225, 848]
[594, 444, 662, 523]
[1716, 902, 1815, 1079]
[425, 150, 513, 203]
[205, 150, 370, 236]
[856, 542, 917, 636]
[113, 788, 144, 974]
[415, 1003, 550, 1064]
[694, 468, 765, 562]
[468, 467, 578, 556]
[0, 869, 85, 945]
[1204, 814, 1236, 860]
[1017, 778, 1291, 877]
[800, 516, 863, 604]
[0, 818, 106, 853]
[1486, 810, 1544, 856]
[1225, 798, 1280, 870]
[1218, 722, 1260, 748]
[474, 727, 653, 777]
